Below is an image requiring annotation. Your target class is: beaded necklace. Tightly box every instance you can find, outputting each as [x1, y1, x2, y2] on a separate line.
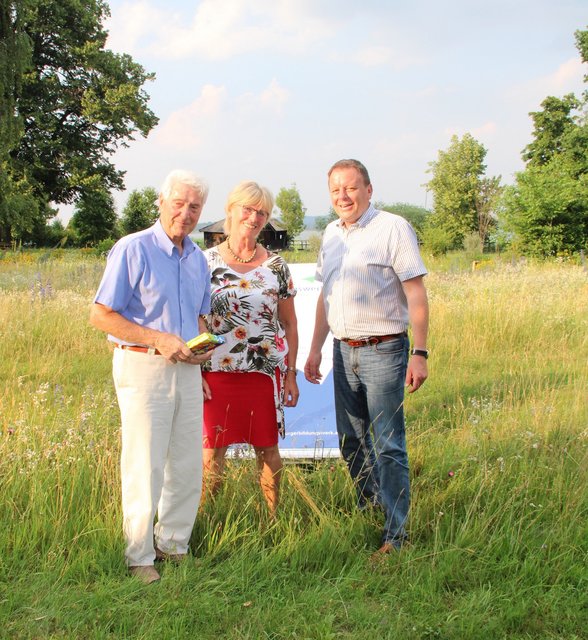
[226, 238, 257, 263]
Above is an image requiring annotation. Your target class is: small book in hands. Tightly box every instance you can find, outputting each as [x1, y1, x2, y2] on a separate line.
[186, 332, 225, 354]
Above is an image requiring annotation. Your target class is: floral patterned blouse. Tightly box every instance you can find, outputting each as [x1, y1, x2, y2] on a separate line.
[202, 247, 297, 436]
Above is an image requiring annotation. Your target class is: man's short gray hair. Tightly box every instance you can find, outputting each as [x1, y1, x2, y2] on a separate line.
[160, 170, 209, 203]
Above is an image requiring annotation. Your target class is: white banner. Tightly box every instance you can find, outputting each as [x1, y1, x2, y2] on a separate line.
[281, 263, 339, 459]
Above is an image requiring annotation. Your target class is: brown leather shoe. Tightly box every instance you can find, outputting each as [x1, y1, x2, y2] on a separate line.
[376, 542, 397, 554]
[129, 565, 160, 584]
[155, 547, 187, 563]
[369, 542, 399, 565]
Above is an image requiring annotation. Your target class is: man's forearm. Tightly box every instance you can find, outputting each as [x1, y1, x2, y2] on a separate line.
[403, 277, 429, 349]
[90, 303, 162, 347]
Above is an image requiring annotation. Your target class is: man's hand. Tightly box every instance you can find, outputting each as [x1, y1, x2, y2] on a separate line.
[405, 356, 428, 393]
[90, 303, 214, 365]
[154, 333, 213, 365]
[304, 350, 323, 384]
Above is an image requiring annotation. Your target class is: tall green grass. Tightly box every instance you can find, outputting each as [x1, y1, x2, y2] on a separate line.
[1, 251, 586, 639]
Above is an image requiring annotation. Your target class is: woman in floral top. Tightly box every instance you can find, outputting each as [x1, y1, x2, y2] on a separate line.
[201, 180, 299, 514]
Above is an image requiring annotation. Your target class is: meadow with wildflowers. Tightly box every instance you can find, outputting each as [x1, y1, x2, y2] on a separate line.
[1, 250, 586, 639]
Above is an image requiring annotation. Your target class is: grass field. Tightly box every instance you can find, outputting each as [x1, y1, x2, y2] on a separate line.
[1, 249, 586, 639]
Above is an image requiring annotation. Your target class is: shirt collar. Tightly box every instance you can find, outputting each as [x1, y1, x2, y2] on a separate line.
[336, 203, 377, 230]
[153, 219, 196, 257]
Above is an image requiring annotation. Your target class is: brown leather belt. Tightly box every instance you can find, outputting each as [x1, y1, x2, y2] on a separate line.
[340, 332, 406, 348]
[115, 344, 162, 355]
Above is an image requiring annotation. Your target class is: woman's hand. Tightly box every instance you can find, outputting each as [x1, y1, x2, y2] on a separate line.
[202, 375, 212, 401]
[283, 371, 299, 407]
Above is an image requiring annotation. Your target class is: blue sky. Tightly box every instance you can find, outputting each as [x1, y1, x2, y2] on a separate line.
[80, 0, 587, 225]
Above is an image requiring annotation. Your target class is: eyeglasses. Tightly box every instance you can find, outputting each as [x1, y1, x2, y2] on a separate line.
[241, 204, 268, 218]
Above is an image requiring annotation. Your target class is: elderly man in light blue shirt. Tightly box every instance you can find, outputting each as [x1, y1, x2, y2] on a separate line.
[90, 170, 213, 584]
[305, 159, 429, 558]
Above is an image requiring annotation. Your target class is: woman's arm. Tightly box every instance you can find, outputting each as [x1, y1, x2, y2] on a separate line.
[278, 295, 299, 407]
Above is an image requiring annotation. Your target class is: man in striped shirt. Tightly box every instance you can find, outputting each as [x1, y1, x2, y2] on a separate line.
[304, 159, 429, 556]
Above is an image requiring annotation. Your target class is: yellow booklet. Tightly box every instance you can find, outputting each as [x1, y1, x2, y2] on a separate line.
[186, 332, 225, 354]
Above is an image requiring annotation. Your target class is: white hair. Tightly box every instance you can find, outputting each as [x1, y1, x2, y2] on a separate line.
[159, 169, 209, 203]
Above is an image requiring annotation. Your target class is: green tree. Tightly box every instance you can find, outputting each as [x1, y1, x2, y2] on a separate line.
[523, 94, 581, 167]
[475, 177, 503, 247]
[503, 157, 588, 256]
[276, 184, 305, 241]
[69, 185, 117, 246]
[0, 0, 29, 154]
[375, 201, 430, 239]
[0, 174, 43, 244]
[501, 26, 588, 256]
[8, 0, 158, 217]
[120, 187, 158, 234]
[425, 133, 489, 248]
[0, 0, 41, 243]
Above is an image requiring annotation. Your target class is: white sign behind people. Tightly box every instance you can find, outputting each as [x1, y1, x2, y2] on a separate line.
[280, 263, 338, 459]
[226, 262, 339, 460]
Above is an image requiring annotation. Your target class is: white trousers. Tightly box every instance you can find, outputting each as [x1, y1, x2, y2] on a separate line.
[112, 348, 203, 566]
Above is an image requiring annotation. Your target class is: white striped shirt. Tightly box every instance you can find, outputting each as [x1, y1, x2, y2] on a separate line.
[316, 204, 427, 339]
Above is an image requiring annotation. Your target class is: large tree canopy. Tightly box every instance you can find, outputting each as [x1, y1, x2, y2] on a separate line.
[0, 0, 40, 244]
[0, 0, 158, 243]
[12, 0, 158, 206]
[0, 0, 29, 152]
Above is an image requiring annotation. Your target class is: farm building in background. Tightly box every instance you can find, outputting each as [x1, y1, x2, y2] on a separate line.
[200, 220, 289, 250]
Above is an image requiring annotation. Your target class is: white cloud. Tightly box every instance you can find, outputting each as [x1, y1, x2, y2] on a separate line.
[507, 56, 584, 107]
[104, 1, 168, 54]
[154, 79, 289, 150]
[106, 0, 334, 60]
[237, 79, 290, 115]
[352, 46, 394, 67]
[100, 0, 588, 220]
[155, 84, 228, 149]
[471, 122, 498, 139]
[346, 43, 426, 69]
[441, 121, 498, 146]
[545, 57, 584, 92]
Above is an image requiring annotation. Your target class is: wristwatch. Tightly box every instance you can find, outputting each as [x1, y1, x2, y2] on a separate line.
[410, 348, 429, 359]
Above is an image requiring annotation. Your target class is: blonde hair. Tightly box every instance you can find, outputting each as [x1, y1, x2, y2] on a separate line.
[223, 181, 274, 236]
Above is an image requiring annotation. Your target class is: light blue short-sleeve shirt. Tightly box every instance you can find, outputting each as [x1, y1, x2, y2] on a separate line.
[94, 220, 211, 344]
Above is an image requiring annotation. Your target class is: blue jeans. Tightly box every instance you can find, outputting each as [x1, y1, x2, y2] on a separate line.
[333, 335, 410, 546]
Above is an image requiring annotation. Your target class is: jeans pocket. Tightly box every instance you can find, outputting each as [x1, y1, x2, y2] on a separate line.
[374, 338, 407, 356]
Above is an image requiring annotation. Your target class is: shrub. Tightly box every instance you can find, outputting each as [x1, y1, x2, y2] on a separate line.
[422, 226, 453, 256]
[462, 232, 484, 260]
[94, 238, 116, 257]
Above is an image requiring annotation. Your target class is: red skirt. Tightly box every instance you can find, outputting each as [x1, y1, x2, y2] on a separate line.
[202, 371, 279, 448]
